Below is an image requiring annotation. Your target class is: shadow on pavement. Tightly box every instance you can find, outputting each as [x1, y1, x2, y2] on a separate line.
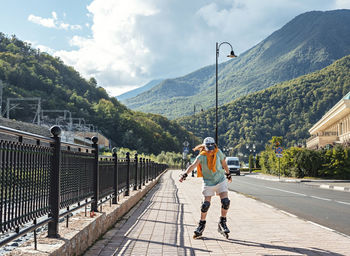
[114, 173, 207, 255]
[202, 237, 346, 255]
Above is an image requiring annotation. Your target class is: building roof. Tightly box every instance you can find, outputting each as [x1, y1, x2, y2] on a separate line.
[309, 93, 350, 134]
[344, 91, 350, 100]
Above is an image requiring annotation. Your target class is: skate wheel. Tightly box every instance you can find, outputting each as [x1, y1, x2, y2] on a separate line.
[193, 234, 202, 239]
[225, 233, 229, 239]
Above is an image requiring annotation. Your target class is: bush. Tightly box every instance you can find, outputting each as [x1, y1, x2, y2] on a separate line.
[259, 150, 277, 175]
[260, 144, 350, 179]
[320, 146, 350, 179]
[102, 147, 185, 167]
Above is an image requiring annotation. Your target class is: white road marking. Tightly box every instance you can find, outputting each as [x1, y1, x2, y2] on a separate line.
[280, 210, 297, 218]
[310, 196, 331, 201]
[265, 186, 307, 196]
[306, 221, 335, 232]
[335, 200, 350, 206]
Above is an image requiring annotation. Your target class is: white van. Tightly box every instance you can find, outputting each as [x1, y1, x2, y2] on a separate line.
[225, 157, 240, 176]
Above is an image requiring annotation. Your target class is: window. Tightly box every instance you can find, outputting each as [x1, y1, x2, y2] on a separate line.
[227, 160, 239, 166]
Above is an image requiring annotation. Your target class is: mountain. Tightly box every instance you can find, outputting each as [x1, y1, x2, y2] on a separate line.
[0, 33, 199, 154]
[117, 79, 163, 101]
[124, 9, 350, 119]
[177, 54, 350, 155]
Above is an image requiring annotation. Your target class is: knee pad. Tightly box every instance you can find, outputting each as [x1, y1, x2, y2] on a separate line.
[201, 201, 210, 213]
[221, 198, 230, 210]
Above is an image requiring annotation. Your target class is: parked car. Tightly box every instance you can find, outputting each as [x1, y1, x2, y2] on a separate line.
[225, 156, 240, 176]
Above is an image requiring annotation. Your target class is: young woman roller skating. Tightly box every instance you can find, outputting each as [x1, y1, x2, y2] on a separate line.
[179, 137, 232, 239]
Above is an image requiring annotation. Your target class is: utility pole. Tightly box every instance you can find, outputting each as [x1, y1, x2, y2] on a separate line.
[0, 80, 3, 117]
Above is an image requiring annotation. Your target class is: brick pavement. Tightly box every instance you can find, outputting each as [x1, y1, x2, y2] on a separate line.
[84, 169, 350, 255]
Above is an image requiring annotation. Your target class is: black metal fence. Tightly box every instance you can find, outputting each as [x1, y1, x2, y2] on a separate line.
[0, 125, 168, 247]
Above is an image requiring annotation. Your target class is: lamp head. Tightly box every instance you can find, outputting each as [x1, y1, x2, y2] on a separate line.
[227, 51, 237, 58]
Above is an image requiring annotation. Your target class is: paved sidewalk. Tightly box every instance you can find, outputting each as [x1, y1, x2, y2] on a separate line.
[246, 173, 350, 192]
[84, 170, 350, 255]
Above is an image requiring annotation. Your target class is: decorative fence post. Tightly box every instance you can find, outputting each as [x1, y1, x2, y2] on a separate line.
[147, 159, 152, 181]
[125, 152, 130, 196]
[48, 126, 61, 238]
[143, 158, 146, 185]
[112, 147, 118, 204]
[91, 136, 99, 212]
[149, 160, 152, 180]
[138, 157, 143, 189]
[134, 153, 138, 190]
[146, 158, 149, 183]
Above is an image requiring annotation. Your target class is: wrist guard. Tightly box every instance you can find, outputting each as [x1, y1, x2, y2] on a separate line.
[225, 172, 232, 180]
[181, 173, 188, 180]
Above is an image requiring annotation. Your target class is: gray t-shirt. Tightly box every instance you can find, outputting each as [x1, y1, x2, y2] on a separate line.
[196, 149, 226, 186]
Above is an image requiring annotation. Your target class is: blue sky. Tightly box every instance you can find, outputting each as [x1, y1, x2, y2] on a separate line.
[1, 0, 350, 96]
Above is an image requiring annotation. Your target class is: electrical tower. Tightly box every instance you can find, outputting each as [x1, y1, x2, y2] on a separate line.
[41, 110, 72, 130]
[6, 97, 41, 125]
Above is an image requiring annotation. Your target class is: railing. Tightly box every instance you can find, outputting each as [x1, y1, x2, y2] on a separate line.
[0, 125, 168, 247]
[306, 135, 317, 142]
[323, 131, 338, 136]
[306, 132, 338, 142]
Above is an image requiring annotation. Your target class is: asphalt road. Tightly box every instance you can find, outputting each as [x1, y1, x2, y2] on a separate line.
[228, 175, 350, 236]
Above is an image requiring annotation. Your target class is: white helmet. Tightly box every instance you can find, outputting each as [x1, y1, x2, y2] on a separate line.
[203, 137, 215, 150]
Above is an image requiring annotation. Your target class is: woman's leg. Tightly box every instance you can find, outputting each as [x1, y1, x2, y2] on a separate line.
[219, 191, 229, 217]
[218, 191, 230, 236]
[200, 196, 212, 220]
[194, 196, 212, 237]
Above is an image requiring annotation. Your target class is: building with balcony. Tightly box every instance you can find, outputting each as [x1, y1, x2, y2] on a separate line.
[307, 92, 350, 149]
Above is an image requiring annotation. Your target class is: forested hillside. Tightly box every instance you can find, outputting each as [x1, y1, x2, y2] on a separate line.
[177, 55, 350, 154]
[125, 10, 350, 119]
[0, 33, 199, 154]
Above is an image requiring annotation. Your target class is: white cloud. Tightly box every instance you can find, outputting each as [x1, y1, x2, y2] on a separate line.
[59, 23, 70, 30]
[53, 0, 349, 96]
[25, 40, 56, 55]
[55, 0, 159, 94]
[28, 14, 56, 28]
[335, 0, 350, 9]
[52, 11, 57, 20]
[28, 12, 82, 31]
[36, 44, 55, 55]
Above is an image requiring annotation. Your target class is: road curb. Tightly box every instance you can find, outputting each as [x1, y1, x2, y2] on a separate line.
[319, 184, 350, 192]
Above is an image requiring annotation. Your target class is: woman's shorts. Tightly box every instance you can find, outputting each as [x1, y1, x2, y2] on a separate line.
[202, 180, 228, 197]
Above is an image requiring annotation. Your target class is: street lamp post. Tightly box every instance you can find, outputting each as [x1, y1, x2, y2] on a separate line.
[192, 104, 203, 150]
[246, 144, 256, 173]
[215, 42, 237, 145]
[192, 105, 203, 177]
[183, 140, 189, 172]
